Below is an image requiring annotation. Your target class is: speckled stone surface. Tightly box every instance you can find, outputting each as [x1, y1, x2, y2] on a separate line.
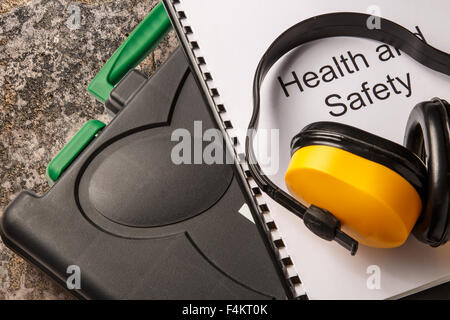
[0, 0, 178, 299]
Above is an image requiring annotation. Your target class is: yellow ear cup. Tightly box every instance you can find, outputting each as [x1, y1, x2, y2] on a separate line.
[285, 145, 423, 248]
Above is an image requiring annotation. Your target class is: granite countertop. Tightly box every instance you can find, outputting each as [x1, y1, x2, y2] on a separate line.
[0, 0, 178, 299]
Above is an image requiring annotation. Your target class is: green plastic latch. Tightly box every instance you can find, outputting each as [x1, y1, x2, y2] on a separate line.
[88, 2, 172, 103]
[46, 120, 106, 185]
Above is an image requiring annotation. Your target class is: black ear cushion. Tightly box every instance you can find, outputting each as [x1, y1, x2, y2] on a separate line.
[405, 99, 450, 247]
[291, 121, 428, 200]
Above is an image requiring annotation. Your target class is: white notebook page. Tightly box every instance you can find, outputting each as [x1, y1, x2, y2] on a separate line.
[172, 0, 450, 299]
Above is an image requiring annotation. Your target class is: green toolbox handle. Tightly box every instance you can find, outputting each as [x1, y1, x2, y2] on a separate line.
[46, 120, 106, 185]
[88, 2, 172, 103]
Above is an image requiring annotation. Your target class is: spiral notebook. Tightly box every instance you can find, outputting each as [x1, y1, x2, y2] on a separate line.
[163, 0, 450, 299]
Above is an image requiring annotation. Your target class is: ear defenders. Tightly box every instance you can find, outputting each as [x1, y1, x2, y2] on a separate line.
[246, 13, 450, 255]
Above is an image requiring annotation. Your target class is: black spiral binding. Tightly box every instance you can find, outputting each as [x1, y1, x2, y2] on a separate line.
[169, 0, 307, 299]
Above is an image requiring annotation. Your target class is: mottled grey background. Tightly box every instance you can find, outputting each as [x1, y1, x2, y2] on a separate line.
[0, 0, 177, 299]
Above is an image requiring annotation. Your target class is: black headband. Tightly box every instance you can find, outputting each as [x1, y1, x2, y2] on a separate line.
[245, 12, 450, 253]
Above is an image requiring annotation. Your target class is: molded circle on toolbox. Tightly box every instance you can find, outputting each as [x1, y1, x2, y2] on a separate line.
[80, 129, 233, 228]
